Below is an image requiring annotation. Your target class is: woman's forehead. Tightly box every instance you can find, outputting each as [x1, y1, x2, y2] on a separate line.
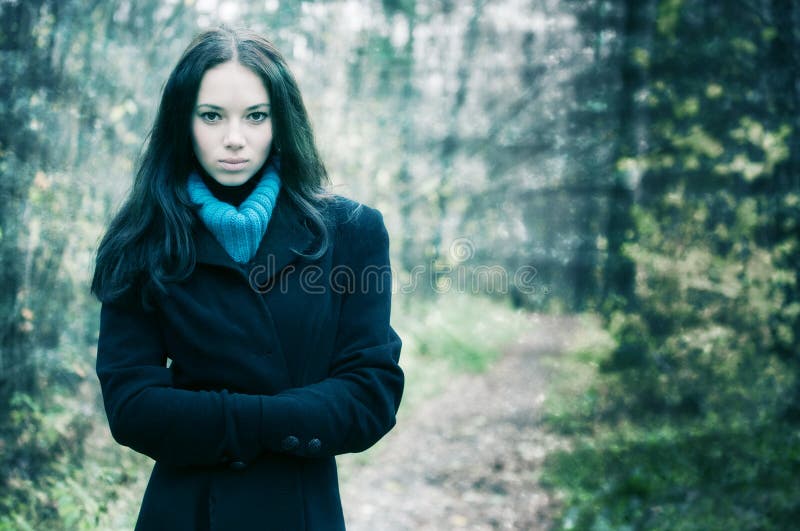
[195, 61, 269, 108]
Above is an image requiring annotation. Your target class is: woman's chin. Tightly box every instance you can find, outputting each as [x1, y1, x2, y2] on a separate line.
[210, 172, 256, 187]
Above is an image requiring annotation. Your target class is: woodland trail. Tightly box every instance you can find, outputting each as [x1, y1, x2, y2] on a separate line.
[340, 315, 580, 530]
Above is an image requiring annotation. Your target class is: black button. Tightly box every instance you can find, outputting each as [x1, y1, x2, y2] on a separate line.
[281, 435, 299, 451]
[228, 460, 246, 471]
[307, 438, 321, 454]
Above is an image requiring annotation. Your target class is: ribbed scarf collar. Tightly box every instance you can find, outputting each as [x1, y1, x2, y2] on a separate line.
[187, 163, 282, 264]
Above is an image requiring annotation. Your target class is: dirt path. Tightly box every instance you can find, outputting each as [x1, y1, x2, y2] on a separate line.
[339, 315, 578, 530]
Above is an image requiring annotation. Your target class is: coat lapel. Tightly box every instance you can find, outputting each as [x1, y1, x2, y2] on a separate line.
[193, 191, 317, 281]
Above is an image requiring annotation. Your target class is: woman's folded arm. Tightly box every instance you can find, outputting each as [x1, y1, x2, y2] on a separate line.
[258, 205, 404, 458]
[97, 298, 264, 467]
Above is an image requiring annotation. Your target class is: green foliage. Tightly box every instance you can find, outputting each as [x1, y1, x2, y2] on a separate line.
[543, 420, 800, 530]
[543, 310, 799, 529]
[0, 379, 160, 530]
[542, 0, 800, 528]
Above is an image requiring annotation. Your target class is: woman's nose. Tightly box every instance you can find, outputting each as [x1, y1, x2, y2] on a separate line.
[223, 124, 245, 149]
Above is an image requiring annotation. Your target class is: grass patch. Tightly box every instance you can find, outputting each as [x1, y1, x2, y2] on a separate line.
[391, 292, 531, 411]
[539, 314, 615, 436]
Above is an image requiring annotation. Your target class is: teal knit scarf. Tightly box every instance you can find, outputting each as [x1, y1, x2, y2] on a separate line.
[187, 164, 282, 264]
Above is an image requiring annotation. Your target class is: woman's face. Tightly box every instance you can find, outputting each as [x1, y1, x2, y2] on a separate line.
[191, 61, 273, 186]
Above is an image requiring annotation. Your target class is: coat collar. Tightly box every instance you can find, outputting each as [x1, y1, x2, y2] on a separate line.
[193, 190, 317, 280]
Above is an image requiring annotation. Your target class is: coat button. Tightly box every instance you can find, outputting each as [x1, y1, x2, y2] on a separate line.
[281, 435, 299, 451]
[228, 460, 247, 471]
[307, 438, 321, 455]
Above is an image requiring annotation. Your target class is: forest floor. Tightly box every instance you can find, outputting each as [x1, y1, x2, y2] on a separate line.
[339, 314, 581, 530]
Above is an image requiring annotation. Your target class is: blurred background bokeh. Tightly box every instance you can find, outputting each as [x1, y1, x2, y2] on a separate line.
[1, 0, 798, 529]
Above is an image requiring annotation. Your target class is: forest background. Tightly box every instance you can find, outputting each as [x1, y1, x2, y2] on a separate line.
[1, 0, 798, 529]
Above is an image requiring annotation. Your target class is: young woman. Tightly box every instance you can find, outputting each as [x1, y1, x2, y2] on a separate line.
[91, 26, 403, 530]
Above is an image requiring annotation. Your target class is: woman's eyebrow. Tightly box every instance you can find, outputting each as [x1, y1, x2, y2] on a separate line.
[195, 103, 271, 110]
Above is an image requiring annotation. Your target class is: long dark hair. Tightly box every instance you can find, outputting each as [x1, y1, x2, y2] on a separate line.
[91, 27, 331, 305]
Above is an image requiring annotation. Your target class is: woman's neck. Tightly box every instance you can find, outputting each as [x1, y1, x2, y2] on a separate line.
[198, 168, 262, 207]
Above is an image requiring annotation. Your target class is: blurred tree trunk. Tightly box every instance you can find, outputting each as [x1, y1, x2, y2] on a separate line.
[394, 3, 418, 276]
[430, 0, 482, 265]
[603, 0, 648, 310]
[568, 1, 607, 312]
[571, 204, 598, 310]
[0, 0, 55, 408]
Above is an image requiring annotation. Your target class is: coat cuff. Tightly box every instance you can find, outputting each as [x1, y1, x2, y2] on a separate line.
[259, 395, 320, 458]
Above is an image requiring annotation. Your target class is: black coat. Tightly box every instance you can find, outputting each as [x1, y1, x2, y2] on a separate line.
[96, 193, 404, 530]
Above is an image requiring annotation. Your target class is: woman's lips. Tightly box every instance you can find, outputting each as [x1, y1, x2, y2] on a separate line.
[219, 159, 248, 171]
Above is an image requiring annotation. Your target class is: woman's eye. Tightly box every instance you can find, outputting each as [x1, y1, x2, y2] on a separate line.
[200, 112, 221, 122]
[249, 112, 269, 123]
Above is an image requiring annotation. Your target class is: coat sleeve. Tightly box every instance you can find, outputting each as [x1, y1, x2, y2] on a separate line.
[258, 205, 405, 458]
[96, 294, 264, 467]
